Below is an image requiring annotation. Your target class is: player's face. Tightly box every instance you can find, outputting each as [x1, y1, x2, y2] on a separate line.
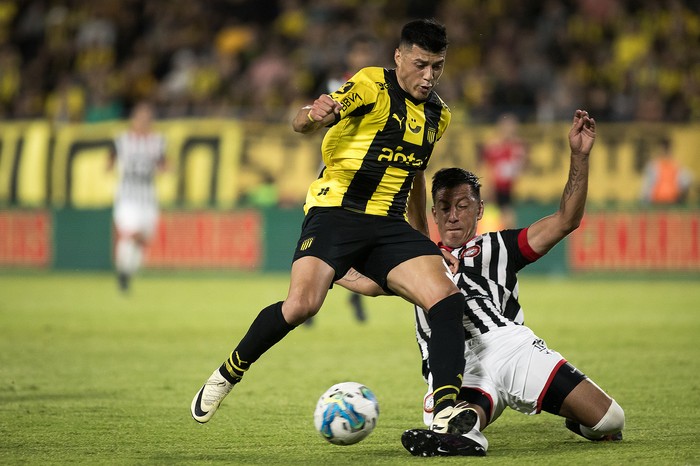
[432, 184, 484, 248]
[131, 105, 154, 133]
[394, 44, 445, 101]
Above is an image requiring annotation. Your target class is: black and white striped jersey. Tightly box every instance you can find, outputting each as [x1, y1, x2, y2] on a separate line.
[415, 228, 542, 364]
[113, 131, 165, 207]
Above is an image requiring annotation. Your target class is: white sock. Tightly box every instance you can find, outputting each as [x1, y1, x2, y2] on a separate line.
[129, 242, 143, 274]
[463, 407, 489, 451]
[116, 238, 132, 275]
[116, 238, 142, 275]
[464, 426, 489, 451]
[580, 399, 625, 439]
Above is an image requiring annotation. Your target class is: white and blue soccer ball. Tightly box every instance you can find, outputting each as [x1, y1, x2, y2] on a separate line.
[313, 381, 379, 445]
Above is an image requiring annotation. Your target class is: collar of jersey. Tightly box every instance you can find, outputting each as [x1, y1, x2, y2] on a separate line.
[387, 68, 434, 105]
[438, 236, 477, 252]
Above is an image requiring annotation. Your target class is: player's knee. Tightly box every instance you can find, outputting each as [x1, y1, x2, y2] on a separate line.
[134, 233, 149, 246]
[427, 292, 464, 321]
[427, 281, 462, 309]
[597, 399, 625, 434]
[588, 399, 625, 436]
[282, 298, 322, 325]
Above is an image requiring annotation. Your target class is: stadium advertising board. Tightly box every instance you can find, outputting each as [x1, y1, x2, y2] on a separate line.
[0, 210, 51, 267]
[570, 211, 700, 271]
[146, 211, 261, 269]
[1, 118, 698, 273]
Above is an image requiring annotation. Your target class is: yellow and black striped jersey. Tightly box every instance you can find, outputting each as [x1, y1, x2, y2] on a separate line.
[304, 67, 451, 218]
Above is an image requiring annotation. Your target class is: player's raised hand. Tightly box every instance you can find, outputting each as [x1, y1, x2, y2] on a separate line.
[441, 249, 459, 274]
[568, 109, 596, 157]
[293, 94, 342, 134]
[308, 94, 342, 122]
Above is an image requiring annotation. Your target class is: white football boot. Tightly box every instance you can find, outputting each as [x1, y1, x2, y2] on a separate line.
[191, 369, 234, 423]
[430, 402, 489, 451]
[431, 402, 478, 434]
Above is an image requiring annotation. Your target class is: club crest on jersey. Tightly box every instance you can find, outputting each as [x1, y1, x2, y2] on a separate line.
[427, 127, 437, 144]
[300, 237, 314, 251]
[460, 245, 481, 259]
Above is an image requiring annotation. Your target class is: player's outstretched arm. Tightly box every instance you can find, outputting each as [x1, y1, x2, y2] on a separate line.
[406, 170, 459, 273]
[336, 268, 387, 297]
[526, 109, 596, 255]
[406, 170, 429, 237]
[107, 147, 117, 172]
[292, 94, 342, 134]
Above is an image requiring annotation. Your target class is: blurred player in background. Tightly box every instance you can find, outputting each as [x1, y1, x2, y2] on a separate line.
[324, 33, 382, 96]
[479, 113, 528, 228]
[191, 19, 484, 455]
[341, 110, 625, 456]
[108, 101, 166, 292]
[640, 137, 693, 205]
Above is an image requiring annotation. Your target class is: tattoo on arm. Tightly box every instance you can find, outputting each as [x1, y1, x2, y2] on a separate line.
[562, 163, 582, 201]
[342, 269, 363, 283]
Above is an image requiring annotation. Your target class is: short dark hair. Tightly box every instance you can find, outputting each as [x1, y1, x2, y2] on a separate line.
[431, 168, 481, 201]
[400, 18, 448, 53]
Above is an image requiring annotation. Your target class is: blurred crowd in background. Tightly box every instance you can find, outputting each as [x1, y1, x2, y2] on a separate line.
[0, 0, 699, 124]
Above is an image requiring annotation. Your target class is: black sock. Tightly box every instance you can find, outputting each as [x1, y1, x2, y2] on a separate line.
[427, 293, 466, 415]
[219, 301, 295, 383]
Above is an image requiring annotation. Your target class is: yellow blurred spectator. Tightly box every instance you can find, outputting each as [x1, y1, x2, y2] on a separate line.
[45, 77, 86, 123]
[215, 24, 255, 56]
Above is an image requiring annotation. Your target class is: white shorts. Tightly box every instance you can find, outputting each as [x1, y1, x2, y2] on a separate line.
[113, 201, 159, 239]
[423, 325, 566, 426]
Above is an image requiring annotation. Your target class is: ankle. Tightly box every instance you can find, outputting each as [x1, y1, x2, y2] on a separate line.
[218, 365, 242, 384]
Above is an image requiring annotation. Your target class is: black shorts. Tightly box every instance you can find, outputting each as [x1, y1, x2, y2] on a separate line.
[540, 362, 587, 415]
[292, 207, 443, 292]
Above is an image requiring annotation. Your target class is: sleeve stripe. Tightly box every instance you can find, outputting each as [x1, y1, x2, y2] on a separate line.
[517, 228, 543, 262]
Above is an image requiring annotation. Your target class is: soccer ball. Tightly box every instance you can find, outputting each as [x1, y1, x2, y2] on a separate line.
[313, 381, 379, 445]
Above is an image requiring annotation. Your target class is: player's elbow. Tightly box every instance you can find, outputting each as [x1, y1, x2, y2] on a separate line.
[555, 210, 584, 235]
[337, 280, 385, 297]
[362, 286, 386, 297]
[561, 218, 582, 235]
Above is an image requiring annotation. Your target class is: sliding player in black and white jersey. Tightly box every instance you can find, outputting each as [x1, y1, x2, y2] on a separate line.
[339, 110, 624, 456]
[108, 102, 166, 292]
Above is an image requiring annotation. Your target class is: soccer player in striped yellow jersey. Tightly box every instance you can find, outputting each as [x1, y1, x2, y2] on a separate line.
[191, 19, 481, 455]
[303, 64, 450, 217]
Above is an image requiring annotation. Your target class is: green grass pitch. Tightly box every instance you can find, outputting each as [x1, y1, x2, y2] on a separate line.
[0, 272, 698, 465]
